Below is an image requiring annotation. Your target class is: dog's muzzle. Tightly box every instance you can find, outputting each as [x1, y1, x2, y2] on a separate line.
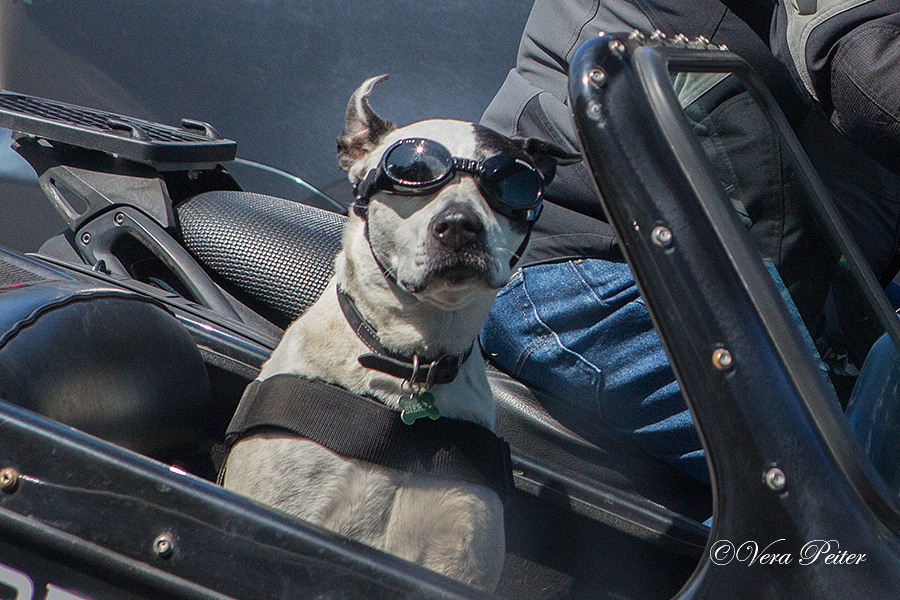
[409, 202, 498, 289]
[430, 202, 486, 251]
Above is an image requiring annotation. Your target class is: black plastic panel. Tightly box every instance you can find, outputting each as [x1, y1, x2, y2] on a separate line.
[0, 91, 236, 169]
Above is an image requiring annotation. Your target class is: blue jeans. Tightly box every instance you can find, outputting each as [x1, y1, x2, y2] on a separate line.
[481, 258, 709, 484]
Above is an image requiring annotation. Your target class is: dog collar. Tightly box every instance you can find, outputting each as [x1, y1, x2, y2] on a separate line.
[336, 285, 473, 389]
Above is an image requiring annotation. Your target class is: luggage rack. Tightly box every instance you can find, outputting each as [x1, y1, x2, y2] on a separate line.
[0, 90, 236, 170]
[0, 90, 245, 319]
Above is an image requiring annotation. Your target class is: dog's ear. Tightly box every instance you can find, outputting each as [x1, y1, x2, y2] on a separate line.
[337, 74, 397, 173]
[516, 137, 582, 185]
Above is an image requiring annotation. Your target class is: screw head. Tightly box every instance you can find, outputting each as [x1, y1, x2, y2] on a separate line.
[712, 348, 733, 370]
[586, 101, 604, 121]
[0, 468, 19, 493]
[153, 533, 175, 558]
[588, 69, 607, 86]
[114, 212, 125, 225]
[80, 231, 91, 245]
[765, 467, 787, 491]
[651, 225, 673, 247]
[608, 40, 626, 56]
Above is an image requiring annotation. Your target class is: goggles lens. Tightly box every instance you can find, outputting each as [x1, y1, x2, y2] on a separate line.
[481, 155, 543, 210]
[383, 139, 453, 187]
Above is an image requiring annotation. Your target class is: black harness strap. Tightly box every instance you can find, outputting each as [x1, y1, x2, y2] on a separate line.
[222, 374, 514, 502]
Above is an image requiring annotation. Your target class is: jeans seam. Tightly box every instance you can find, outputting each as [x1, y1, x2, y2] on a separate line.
[566, 259, 604, 306]
[510, 275, 549, 378]
[521, 268, 604, 401]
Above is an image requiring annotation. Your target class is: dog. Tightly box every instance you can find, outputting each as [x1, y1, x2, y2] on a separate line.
[222, 75, 579, 591]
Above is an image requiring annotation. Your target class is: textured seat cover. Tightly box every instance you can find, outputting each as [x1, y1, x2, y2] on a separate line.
[177, 191, 346, 327]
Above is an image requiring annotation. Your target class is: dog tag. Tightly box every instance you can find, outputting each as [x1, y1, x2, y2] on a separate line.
[399, 391, 440, 425]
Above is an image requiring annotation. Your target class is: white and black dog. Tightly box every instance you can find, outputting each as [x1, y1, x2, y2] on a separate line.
[222, 75, 578, 591]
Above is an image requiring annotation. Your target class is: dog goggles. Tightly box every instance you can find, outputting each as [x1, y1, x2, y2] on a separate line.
[354, 138, 545, 223]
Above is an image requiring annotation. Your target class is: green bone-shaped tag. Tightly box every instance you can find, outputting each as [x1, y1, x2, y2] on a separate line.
[399, 391, 440, 425]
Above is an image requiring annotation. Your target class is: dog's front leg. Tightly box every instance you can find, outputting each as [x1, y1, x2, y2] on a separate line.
[383, 480, 505, 591]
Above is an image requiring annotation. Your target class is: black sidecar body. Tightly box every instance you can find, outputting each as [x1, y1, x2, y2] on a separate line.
[0, 14, 899, 600]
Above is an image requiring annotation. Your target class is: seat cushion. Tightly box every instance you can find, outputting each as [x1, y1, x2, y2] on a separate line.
[0, 251, 213, 465]
[178, 191, 345, 328]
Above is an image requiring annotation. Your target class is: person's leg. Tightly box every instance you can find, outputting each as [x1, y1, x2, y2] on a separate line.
[481, 258, 709, 483]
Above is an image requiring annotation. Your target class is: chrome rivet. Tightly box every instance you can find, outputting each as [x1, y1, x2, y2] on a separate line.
[0, 468, 19, 493]
[765, 467, 787, 491]
[651, 225, 673, 247]
[588, 69, 607, 86]
[153, 534, 175, 558]
[587, 101, 603, 121]
[712, 348, 733, 370]
[674, 33, 689, 45]
[719, 44, 729, 51]
[80, 232, 91, 245]
[608, 40, 626, 56]
[696, 36, 710, 46]
[628, 29, 645, 41]
[651, 29, 666, 41]
[114, 212, 125, 225]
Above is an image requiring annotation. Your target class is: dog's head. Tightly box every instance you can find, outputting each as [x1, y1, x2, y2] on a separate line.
[337, 75, 579, 311]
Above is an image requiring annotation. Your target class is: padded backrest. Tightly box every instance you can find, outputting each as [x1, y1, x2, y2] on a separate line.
[177, 191, 346, 328]
[0, 250, 214, 467]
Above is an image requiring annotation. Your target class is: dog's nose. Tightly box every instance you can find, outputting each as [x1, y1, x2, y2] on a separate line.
[430, 204, 486, 249]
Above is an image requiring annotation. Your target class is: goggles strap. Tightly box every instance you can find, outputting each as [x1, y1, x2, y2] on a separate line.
[509, 221, 535, 269]
[352, 168, 380, 218]
[359, 217, 400, 287]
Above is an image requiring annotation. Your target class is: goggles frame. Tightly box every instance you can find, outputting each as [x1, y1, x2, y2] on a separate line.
[354, 138, 545, 223]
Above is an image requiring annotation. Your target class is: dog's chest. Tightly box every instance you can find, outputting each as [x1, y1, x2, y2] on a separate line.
[224, 436, 401, 545]
[260, 282, 497, 429]
[223, 435, 504, 560]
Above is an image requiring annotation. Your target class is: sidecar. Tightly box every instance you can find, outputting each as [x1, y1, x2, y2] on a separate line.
[1, 16, 900, 600]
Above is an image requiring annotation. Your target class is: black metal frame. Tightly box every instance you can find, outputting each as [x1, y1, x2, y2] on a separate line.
[569, 33, 900, 598]
[0, 399, 493, 600]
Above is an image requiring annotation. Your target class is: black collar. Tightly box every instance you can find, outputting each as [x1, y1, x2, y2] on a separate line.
[336, 285, 473, 388]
